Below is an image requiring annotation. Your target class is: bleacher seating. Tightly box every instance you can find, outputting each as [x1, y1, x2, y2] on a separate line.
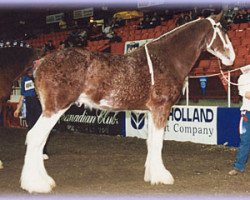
[25, 14, 250, 103]
[27, 31, 70, 48]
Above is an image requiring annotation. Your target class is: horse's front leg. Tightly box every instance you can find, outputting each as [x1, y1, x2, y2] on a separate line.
[21, 108, 68, 193]
[144, 104, 174, 185]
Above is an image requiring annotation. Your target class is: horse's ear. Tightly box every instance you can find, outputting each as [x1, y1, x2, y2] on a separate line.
[210, 11, 224, 23]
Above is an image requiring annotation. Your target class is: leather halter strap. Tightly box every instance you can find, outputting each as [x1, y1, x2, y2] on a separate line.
[206, 17, 228, 50]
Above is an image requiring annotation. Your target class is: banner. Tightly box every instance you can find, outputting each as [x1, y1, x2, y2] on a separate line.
[125, 111, 148, 139]
[199, 77, 207, 95]
[124, 39, 153, 54]
[57, 105, 125, 136]
[125, 106, 218, 145]
[46, 13, 64, 24]
[73, 8, 94, 19]
[165, 106, 217, 145]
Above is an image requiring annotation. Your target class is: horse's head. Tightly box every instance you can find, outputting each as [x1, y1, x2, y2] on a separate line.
[206, 12, 235, 66]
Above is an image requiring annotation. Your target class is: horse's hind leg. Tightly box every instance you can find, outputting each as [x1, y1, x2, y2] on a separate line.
[144, 106, 174, 185]
[20, 107, 69, 193]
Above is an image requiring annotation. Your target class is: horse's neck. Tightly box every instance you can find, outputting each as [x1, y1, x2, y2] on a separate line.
[150, 20, 209, 81]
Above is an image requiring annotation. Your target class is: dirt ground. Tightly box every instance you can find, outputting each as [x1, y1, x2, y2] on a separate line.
[0, 127, 250, 199]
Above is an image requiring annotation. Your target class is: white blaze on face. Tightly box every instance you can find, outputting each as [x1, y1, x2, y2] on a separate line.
[206, 17, 235, 66]
[222, 34, 236, 65]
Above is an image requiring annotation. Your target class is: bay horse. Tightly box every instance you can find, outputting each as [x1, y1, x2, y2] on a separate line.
[21, 12, 235, 193]
[0, 41, 42, 168]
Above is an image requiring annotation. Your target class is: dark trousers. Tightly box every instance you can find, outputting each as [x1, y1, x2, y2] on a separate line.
[25, 96, 42, 129]
[25, 96, 48, 154]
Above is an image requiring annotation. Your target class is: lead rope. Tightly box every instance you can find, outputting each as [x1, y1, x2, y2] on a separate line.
[218, 60, 250, 86]
[188, 60, 250, 87]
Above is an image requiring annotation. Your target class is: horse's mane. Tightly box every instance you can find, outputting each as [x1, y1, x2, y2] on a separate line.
[151, 18, 204, 45]
[129, 18, 205, 56]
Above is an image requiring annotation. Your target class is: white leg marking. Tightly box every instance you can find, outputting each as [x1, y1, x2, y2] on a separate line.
[144, 112, 174, 185]
[21, 108, 68, 193]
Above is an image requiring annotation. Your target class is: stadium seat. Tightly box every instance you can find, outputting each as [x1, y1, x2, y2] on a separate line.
[241, 38, 250, 46]
[230, 24, 239, 30]
[237, 46, 249, 56]
[210, 59, 220, 69]
[235, 30, 246, 38]
[245, 54, 250, 63]
[246, 29, 250, 37]
[110, 42, 125, 55]
[233, 57, 246, 68]
[198, 60, 211, 68]
[231, 37, 241, 46]
[227, 30, 235, 38]
[239, 23, 249, 30]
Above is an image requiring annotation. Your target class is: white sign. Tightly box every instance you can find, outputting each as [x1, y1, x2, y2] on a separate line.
[46, 13, 64, 24]
[165, 106, 217, 145]
[124, 39, 153, 54]
[73, 8, 93, 19]
[137, 0, 165, 8]
[125, 111, 148, 139]
[125, 106, 218, 145]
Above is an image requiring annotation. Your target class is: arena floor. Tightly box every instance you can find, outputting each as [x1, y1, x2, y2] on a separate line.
[0, 127, 250, 198]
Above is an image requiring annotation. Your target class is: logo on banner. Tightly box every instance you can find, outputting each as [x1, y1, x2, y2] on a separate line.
[131, 112, 145, 129]
[199, 77, 207, 95]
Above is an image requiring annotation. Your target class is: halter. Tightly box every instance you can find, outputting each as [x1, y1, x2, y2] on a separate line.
[206, 17, 229, 51]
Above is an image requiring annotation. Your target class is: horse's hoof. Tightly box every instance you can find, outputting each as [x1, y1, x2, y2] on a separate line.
[21, 179, 54, 193]
[145, 166, 174, 185]
[150, 169, 174, 185]
[21, 171, 55, 193]
[47, 175, 56, 188]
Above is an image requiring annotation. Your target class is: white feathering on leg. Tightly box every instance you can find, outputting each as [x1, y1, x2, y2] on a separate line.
[144, 112, 174, 185]
[21, 108, 68, 193]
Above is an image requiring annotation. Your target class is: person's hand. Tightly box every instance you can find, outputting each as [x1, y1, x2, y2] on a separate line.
[14, 109, 20, 118]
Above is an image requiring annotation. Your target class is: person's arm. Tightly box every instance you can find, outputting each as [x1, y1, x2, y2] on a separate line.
[14, 96, 24, 118]
[245, 92, 250, 100]
[238, 74, 249, 97]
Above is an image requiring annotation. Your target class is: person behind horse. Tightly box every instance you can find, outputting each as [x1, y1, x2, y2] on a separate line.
[102, 21, 121, 42]
[138, 14, 152, 29]
[229, 67, 250, 175]
[150, 12, 161, 27]
[43, 40, 55, 55]
[14, 67, 49, 160]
